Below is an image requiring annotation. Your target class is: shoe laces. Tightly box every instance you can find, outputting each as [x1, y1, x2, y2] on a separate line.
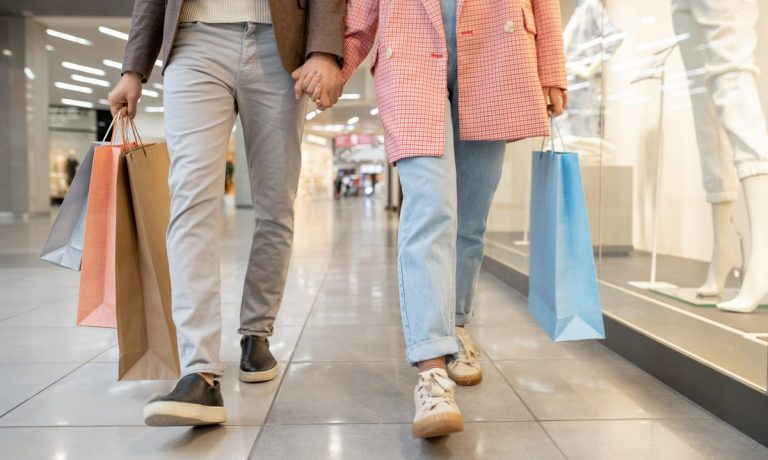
[417, 370, 457, 410]
[455, 332, 480, 367]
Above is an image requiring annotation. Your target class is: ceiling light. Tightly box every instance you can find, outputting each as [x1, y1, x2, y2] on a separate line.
[340, 93, 361, 100]
[71, 74, 110, 87]
[155, 60, 163, 67]
[347, 116, 360, 125]
[98, 99, 110, 106]
[61, 98, 94, 109]
[46, 29, 92, 46]
[142, 89, 159, 98]
[306, 110, 320, 121]
[102, 59, 122, 69]
[145, 106, 164, 113]
[369, 107, 379, 116]
[1, 49, 12, 57]
[306, 134, 328, 146]
[24, 68, 35, 80]
[46, 45, 55, 52]
[55, 82, 93, 94]
[152, 83, 163, 90]
[98, 26, 129, 40]
[640, 16, 657, 26]
[62, 61, 105, 76]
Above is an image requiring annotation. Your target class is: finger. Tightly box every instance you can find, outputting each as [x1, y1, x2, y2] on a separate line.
[126, 96, 137, 119]
[306, 75, 322, 96]
[291, 68, 301, 80]
[294, 78, 304, 100]
[562, 91, 569, 109]
[311, 85, 323, 104]
[301, 70, 319, 91]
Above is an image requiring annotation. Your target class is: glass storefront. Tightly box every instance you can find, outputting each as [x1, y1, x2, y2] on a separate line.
[486, 0, 768, 392]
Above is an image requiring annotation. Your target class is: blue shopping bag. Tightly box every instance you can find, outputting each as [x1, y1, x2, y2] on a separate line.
[527, 118, 605, 342]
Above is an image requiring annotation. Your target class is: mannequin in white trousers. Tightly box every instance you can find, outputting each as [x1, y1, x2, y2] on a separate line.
[673, 0, 768, 313]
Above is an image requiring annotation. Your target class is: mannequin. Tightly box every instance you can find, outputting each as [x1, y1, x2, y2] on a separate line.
[672, 0, 768, 313]
[560, 0, 623, 139]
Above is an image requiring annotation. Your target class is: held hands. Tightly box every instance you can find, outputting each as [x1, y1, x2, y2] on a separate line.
[543, 87, 568, 117]
[108, 71, 143, 119]
[292, 53, 343, 111]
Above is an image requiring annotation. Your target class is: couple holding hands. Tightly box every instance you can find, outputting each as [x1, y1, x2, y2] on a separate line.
[109, 0, 567, 439]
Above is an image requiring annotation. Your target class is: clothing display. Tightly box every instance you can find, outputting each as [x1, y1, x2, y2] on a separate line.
[163, 22, 306, 377]
[560, 0, 623, 138]
[179, 0, 272, 24]
[673, 0, 768, 203]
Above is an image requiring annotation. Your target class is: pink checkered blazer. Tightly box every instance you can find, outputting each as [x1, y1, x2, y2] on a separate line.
[342, 0, 568, 164]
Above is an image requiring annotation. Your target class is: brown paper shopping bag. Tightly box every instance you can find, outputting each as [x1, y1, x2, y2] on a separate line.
[116, 142, 180, 380]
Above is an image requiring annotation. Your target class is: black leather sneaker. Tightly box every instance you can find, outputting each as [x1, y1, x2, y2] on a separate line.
[144, 373, 226, 426]
[240, 335, 278, 383]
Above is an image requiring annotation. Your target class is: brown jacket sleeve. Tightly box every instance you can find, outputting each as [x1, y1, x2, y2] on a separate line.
[306, 0, 346, 60]
[122, 0, 165, 83]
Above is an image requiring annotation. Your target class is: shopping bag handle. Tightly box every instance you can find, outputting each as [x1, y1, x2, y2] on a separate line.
[101, 112, 147, 154]
[540, 116, 569, 153]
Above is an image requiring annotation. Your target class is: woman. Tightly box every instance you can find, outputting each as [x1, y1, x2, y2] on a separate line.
[302, 0, 568, 438]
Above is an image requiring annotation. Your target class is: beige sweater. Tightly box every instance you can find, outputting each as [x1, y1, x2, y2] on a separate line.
[179, 0, 272, 24]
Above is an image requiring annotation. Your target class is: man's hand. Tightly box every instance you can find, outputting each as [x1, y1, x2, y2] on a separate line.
[543, 87, 568, 117]
[291, 53, 343, 111]
[108, 72, 142, 119]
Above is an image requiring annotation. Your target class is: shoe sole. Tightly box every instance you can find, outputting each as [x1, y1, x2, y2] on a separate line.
[449, 372, 483, 386]
[144, 401, 226, 427]
[239, 365, 278, 383]
[412, 412, 464, 439]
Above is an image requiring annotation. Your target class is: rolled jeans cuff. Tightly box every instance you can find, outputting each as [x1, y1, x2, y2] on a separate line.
[455, 313, 470, 327]
[181, 363, 226, 379]
[737, 162, 768, 181]
[406, 336, 460, 366]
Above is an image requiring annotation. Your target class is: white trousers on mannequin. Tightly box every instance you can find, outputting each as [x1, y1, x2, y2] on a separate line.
[672, 0, 768, 203]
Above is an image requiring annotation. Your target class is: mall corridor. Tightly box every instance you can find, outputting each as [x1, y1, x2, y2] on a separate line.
[0, 198, 765, 459]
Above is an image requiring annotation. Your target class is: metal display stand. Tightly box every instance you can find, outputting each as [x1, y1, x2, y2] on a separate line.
[627, 43, 679, 291]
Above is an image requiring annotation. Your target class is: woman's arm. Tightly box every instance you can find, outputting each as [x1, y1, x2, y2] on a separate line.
[532, 0, 568, 90]
[341, 0, 381, 82]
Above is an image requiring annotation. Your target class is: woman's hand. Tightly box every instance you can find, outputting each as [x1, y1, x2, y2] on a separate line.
[542, 87, 568, 117]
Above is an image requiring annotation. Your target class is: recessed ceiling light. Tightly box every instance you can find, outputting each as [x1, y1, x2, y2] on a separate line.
[347, 116, 360, 125]
[24, 68, 35, 80]
[46, 29, 92, 46]
[98, 26, 129, 41]
[61, 98, 94, 108]
[55, 82, 93, 94]
[97, 99, 110, 106]
[62, 62, 105, 76]
[102, 59, 122, 69]
[142, 89, 159, 98]
[145, 106, 164, 113]
[71, 74, 110, 87]
[45, 44, 55, 52]
[306, 110, 320, 120]
[152, 83, 163, 90]
[340, 94, 361, 100]
[154, 60, 163, 67]
[1, 49, 12, 57]
[369, 107, 379, 116]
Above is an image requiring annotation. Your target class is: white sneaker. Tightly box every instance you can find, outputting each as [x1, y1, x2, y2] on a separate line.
[447, 327, 483, 386]
[412, 368, 464, 438]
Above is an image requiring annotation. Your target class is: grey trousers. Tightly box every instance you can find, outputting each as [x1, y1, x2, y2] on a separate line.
[163, 22, 306, 377]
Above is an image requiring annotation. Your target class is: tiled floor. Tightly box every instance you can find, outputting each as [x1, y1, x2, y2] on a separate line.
[1, 198, 766, 459]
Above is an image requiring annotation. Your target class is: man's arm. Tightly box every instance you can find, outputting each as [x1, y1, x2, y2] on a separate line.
[306, 0, 346, 61]
[122, 0, 166, 83]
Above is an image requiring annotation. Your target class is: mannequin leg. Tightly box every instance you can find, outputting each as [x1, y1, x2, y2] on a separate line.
[697, 202, 737, 297]
[718, 175, 768, 313]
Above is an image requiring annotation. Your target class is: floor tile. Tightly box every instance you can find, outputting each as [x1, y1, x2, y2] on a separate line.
[470, 325, 611, 361]
[292, 325, 406, 362]
[0, 363, 78, 416]
[0, 426, 259, 460]
[253, 423, 566, 460]
[0, 301, 78, 327]
[542, 419, 768, 460]
[496, 355, 711, 421]
[0, 363, 280, 427]
[0, 327, 115, 363]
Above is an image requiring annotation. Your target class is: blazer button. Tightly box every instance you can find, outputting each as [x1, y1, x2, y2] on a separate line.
[385, 47, 393, 59]
[504, 20, 515, 33]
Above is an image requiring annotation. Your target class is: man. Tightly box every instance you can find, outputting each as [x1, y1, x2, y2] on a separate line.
[108, 0, 345, 427]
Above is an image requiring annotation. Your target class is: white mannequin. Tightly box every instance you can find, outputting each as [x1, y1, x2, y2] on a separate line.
[673, 0, 768, 313]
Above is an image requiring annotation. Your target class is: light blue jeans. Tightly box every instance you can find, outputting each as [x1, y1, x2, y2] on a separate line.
[396, 0, 506, 365]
